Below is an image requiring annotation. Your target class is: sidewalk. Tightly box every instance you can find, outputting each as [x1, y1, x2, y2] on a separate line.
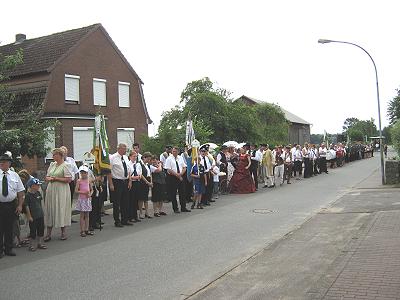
[189, 166, 400, 299]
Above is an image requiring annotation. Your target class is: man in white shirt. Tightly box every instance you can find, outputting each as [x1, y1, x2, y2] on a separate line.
[293, 145, 303, 179]
[60, 146, 79, 223]
[0, 154, 25, 257]
[108, 143, 132, 227]
[160, 145, 172, 169]
[165, 146, 190, 213]
[199, 145, 213, 205]
[132, 143, 143, 163]
[250, 144, 263, 190]
[283, 146, 293, 184]
[318, 143, 328, 174]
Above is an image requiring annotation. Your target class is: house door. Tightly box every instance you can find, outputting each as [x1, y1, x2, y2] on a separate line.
[73, 127, 94, 162]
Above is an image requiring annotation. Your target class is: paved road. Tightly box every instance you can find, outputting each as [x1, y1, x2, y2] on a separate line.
[0, 155, 381, 299]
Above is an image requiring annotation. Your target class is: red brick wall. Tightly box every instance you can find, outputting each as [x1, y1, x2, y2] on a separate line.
[45, 27, 149, 151]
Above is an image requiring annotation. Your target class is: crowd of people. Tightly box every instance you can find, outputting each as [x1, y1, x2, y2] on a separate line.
[0, 140, 374, 258]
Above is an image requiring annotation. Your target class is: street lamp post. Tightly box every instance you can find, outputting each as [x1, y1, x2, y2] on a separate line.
[318, 39, 385, 185]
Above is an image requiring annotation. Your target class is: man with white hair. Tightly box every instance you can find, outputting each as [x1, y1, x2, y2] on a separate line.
[108, 143, 132, 227]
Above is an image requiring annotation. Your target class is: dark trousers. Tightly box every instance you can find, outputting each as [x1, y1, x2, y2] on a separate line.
[250, 160, 259, 189]
[89, 194, 101, 229]
[284, 163, 293, 182]
[201, 173, 213, 204]
[304, 158, 311, 178]
[313, 159, 319, 174]
[110, 179, 129, 224]
[319, 157, 328, 173]
[128, 182, 139, 221]
[166, 175, 186, 211]
[0, 202, 16, 253]
[183, 174, 193, 203]
[69, 181, 75, 207]
[29, 217, 45, 239]
[293, 161, 302, 176]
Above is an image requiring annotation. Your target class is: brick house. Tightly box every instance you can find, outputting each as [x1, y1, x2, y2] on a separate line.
[236, 95, 311, 145]
[0, 24, 151, 172]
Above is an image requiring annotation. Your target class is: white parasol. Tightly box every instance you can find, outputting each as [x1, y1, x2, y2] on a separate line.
[200, 142, 218, 150]
[223, 141, 238, 148]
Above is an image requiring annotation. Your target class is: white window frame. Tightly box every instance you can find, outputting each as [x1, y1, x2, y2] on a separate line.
[65, 74, 80, 102]
[117, 128, 135, 150]
[118, 81, 130, 108]
[73, 127, 94, 161]
[93, 78, 107, 106]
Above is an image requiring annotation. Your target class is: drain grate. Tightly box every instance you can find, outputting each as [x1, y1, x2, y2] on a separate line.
[252, 209, 276, 214]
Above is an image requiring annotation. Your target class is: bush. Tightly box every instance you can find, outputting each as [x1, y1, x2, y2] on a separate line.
[391, 119, 400, 157]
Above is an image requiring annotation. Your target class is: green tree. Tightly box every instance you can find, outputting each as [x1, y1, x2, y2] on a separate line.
[0, 49, 56, 165]
[342, 117, 377, 140]
[143, 77, 290, 155]
[347, 128, 364, 142]
[387, 89, 400, 125]
[391, 120, 400, 157]
[382, 125, 392, 145]
[342, 117, 359, 132]
[254, 103, 288, 145]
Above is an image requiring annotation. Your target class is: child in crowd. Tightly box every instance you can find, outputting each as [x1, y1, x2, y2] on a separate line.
[191, 159, 206, 209]
[212, 164, 220, 200]
[75, 166, 93, 237]
[25, 178, 47, 251]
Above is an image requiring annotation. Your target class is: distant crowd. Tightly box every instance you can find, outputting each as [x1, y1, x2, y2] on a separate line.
[0, 141, 376, 258]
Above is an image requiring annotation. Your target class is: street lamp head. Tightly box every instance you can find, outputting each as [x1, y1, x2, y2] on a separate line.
[318, 39, 333, 44]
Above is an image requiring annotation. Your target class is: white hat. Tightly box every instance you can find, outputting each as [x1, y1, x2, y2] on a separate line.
[78, 165, 89, 173]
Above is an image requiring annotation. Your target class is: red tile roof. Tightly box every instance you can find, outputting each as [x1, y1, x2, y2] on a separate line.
[0, 24, 100, 77]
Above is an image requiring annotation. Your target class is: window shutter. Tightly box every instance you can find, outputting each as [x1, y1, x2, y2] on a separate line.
[65, 75, 80, 102]
[117, 128, 135, 150]
[73, 127, 94, 161]
[93, 79, 106, 106]
[118, 82, 130, 107]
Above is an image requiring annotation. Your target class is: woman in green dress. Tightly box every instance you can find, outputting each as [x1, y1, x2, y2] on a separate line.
[44, 148, 72, 241]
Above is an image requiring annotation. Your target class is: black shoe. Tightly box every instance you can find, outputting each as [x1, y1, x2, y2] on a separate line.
[121, 222, 133, 226]
[263, 185, 268, 188]
[134, 218, 141, 223]
[115, 223, 124, 228]
[71, 220, 78, 223]
[159, 211, 167, 216]
[191, 204, 195, 209]
[174, 210, 180, 214]
[5, 250, 16, 256]
[154, 213, 160, 217]
[181, 208, 191, 212]
[145, 214, 152, 219]
[268, 185, 275, 188]
[204, 203, 211, 206]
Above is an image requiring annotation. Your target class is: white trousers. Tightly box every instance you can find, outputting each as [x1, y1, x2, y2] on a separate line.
[274, 164, 284, 186]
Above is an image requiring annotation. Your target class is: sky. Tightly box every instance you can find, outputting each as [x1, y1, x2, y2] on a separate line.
[1, 0, 399, 136]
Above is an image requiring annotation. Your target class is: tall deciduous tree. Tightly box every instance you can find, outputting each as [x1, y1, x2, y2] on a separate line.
[342, 117, 377, 141]
[143, 77, 289, 154]
[387, 89, 400, 125]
